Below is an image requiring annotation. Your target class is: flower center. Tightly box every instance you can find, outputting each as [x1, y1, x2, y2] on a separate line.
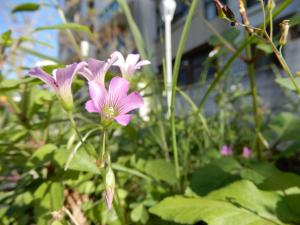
[102, 106, 117, 120]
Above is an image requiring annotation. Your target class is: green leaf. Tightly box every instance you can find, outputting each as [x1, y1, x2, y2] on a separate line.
[190, 157, 241, 196]
[289, 14, 300, 27]
[275, 77, 300, 92]
[27, 144, 57, 167]
[257, 43, 273, 54]
[209, 28, 240, 46]
[54, 147, 99, 174]
[241, 161, 300, 190]
[131, 204, 149, 224]
[34, 23, 94, 40]
[259, 172, 300, 190]
[144, 159, 176, 185]
[207, 180, 285, 223]
[18, 46, 61, 63]
[190, 165, 240, 196]
[210, 180, 300, 224]
[50, 182, 64, 211]
[1, 30, 12, 43]
[269, 112, 300, 141]
[12, 3, 40, 13]
[149, 196, 277, 225]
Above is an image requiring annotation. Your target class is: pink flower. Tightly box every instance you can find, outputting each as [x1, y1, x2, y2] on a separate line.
[85, 77, 143, 126]
[111, 51, 151, 79]
[243, 146, 252, 158]
[79, 54, 118, 85]
[28, 62, 87, 111]
[220, 145, 233, 156]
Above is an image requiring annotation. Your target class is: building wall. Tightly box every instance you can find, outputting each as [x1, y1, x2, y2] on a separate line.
[59, 0, 300, 113]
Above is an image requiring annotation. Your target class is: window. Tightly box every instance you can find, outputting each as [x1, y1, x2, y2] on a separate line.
[246, 0, 268, 8]
[178, 46, 216, 86]
[204, 0, 227, 20]
[246, 0, 259, 8]
[173, 0, 188, 23]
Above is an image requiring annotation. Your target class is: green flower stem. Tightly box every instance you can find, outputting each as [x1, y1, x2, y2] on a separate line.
[245, 40, 261, 159]
[264, 32, 300, 95]
[100, 129, 107, 166]
[197, 36, 255, 110]
[269, 7, 273, 41]
[100, 130, 126, 225]
[113, 188, 127, 225]
[259, 0, 267, 31]
[171, 0, 198, 181]
[43, 102, 53, 142]
[67, 112, 86, 148]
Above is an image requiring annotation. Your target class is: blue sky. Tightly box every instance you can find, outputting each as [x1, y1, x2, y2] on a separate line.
[1, 0, 63, 71]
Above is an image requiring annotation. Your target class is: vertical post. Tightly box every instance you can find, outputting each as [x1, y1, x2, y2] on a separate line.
[161, 0, 177, 118]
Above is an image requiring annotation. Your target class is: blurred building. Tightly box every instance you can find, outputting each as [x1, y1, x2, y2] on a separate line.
[59, 0, 300, 112]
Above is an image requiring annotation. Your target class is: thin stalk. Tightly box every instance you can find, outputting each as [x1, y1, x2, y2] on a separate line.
[67, 112, 86, 148]
[62, 207, 80, 225]
[112, 164, 152, 182]
[197, 36, 255, 110]
[245, 41, 261, 159]
[259, 0, 267, 31]
[170, 0, 199, 180]
[113, 188, 127, 225]
[101, 130, 106, 164]
[43, 102, 53, 142]
[186, 1, 249, 62]
[102, 131, 126, 225]
[269, 8, 273, 41]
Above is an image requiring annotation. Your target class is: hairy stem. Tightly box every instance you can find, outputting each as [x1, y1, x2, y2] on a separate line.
[245, 42, 261, 159]
[171, 0, 198, 181]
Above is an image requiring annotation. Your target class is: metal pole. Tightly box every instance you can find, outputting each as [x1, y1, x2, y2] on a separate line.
[161, 0, 176, 118]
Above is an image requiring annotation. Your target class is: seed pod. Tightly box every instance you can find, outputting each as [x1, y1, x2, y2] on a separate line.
[279, 20, 290, 46]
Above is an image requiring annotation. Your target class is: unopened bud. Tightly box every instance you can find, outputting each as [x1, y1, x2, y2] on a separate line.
[105, 167, 115, 210]
[213, 0, 237, 26]
[267, 0, 275, 11]
[279, 20, 290, 46]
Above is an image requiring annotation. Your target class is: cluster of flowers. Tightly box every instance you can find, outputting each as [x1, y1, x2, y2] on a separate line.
[29, 51, 150, 126]
[29, 51, 150, 210]
[220, 145, 252, 158]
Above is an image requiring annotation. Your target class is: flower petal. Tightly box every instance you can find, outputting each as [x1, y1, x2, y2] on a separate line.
[119, 92, 143, 115]
[125, 54, 140, 66]
[111, 51, 125, 67]
[111, 51, 127, 75]
[115, 114, 132, 126]
[28, 67, 58, 91]
[135, 60, 151, 69]
[86, 58, 107, 84]
[108, 77, 130, 107]
[78, 67, 94, 81]
[88, 81, 107, 111]
[54, 62, 87, 87]
[85, 100, 99, 113]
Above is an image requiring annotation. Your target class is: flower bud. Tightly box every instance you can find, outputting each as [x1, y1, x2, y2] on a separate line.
[267, 0, 275, 11]
[105, 167, 115, 210]
[213, 0, 237, 26]
[279, 20, 290, 46]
